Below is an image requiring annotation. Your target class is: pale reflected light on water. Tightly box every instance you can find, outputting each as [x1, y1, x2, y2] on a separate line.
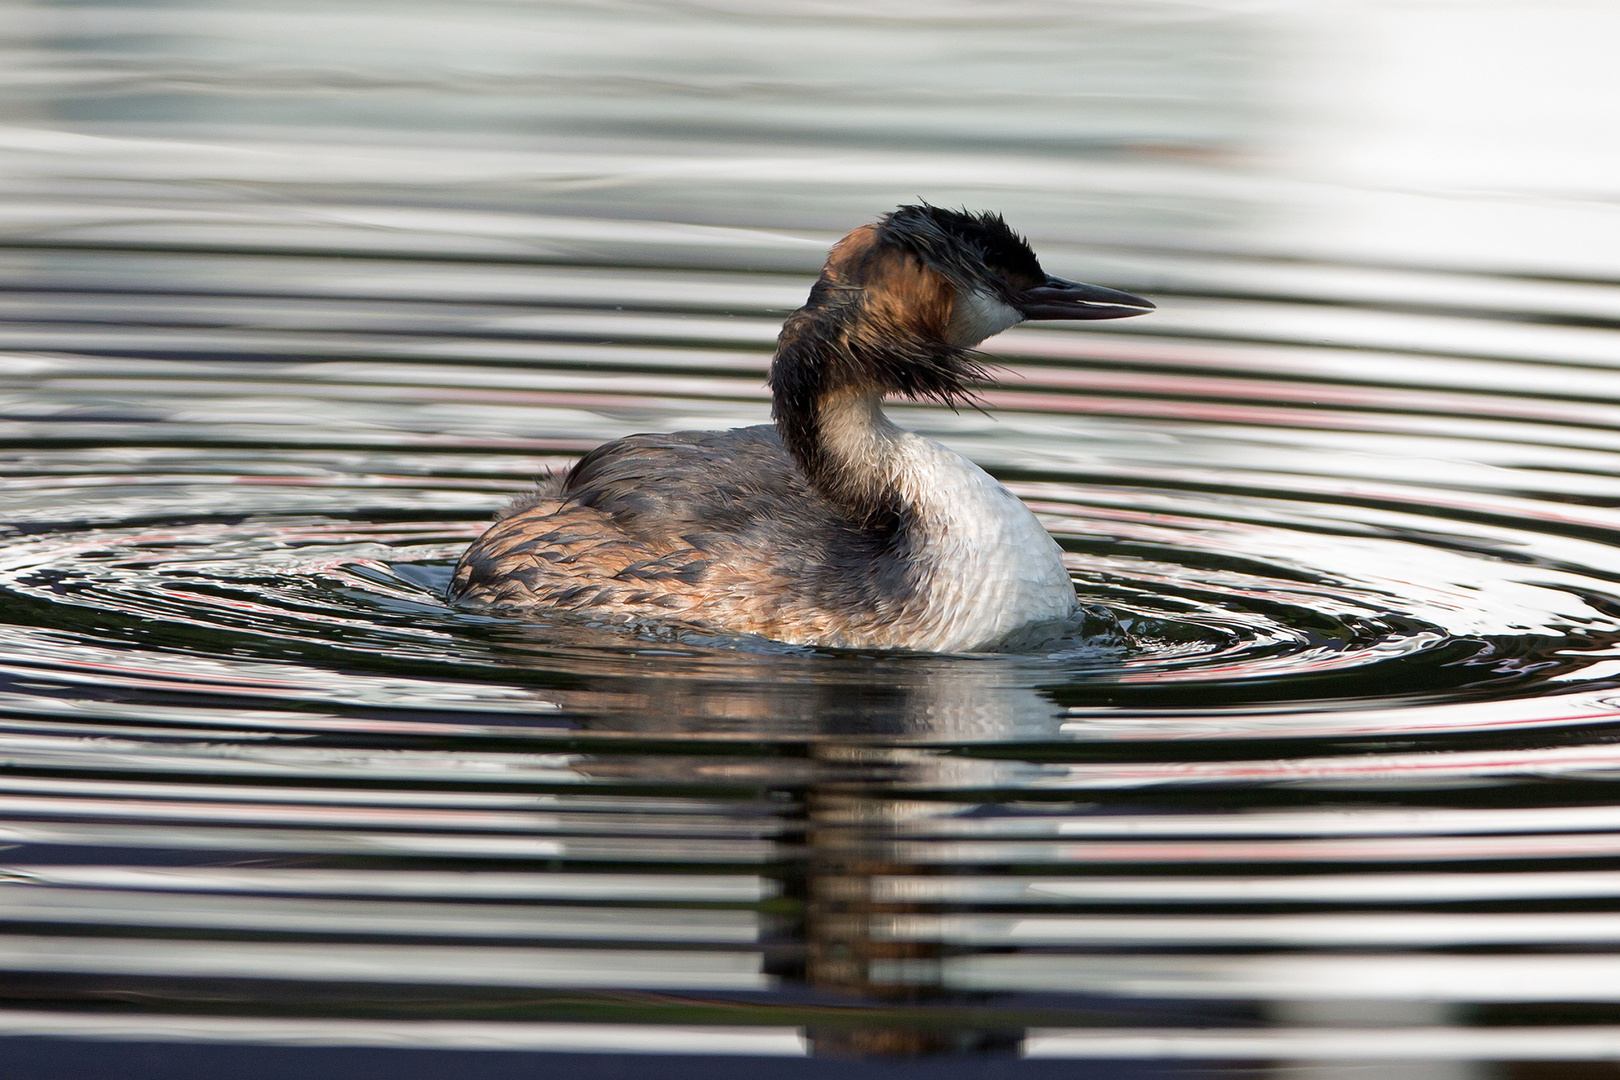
[2, 0, 1620, 1077]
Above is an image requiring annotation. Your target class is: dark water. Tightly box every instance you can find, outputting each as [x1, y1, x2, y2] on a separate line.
[3, 2, 1620, 1076]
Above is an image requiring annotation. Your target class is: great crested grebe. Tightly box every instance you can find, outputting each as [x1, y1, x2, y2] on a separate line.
[450, 205, 1154, 651]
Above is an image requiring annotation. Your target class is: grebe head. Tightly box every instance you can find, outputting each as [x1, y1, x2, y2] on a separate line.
[769, 205, 1153, 525]
[772, 205, 1153, 412]
[875, 204, 1155, 347]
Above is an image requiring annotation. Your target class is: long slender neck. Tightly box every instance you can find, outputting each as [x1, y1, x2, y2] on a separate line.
[768, 294, 919, 531]
[769, 262, 984, 530]
[789, 385, 907, 531]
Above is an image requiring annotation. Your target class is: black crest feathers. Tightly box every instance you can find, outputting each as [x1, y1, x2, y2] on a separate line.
[875, 203, 1045, 297]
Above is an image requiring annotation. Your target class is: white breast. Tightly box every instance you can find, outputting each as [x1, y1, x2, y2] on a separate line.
[890, 432, 1078, 651]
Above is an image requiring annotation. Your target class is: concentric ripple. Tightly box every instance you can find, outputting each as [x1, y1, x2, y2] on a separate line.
[5, 231, 1620, 1069]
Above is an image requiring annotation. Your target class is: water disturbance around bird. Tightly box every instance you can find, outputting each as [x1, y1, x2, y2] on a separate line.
[2, 1, 1620, 1076]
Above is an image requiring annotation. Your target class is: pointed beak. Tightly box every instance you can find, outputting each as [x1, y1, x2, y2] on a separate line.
[1016, 275, 1155, 321]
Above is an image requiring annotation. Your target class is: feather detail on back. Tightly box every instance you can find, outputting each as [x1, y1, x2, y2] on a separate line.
[451, 426, 927, 647]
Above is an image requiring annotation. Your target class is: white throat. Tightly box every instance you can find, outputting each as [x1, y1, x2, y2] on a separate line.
[947, 289, 1025, 348]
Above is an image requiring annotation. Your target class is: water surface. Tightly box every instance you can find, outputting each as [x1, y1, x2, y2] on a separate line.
[2, 1, 1620, 1076]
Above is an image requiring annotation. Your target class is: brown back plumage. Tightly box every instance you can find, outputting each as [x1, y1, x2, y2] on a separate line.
[449, 425, 924, 645]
